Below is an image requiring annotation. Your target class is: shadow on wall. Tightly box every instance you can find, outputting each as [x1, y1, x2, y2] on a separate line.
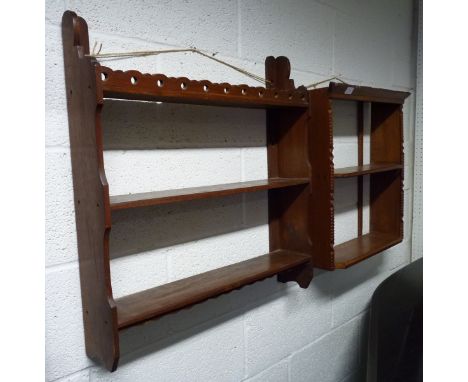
[114, 258, 384, 372]
[103, 99, 269, 258]
[102, 100, 266, 149]
[110, 193, 266, 259]
[98, 99, 385, 373]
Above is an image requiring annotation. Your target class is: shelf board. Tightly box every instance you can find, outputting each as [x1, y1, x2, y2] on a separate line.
[99, 66, 308, 109]
[334, 232, 402, 269]
[334, 163, 402, 178]
[327, 82, 410, 104]
[110, 177, 309, 211]
[115, 249, 311, 329]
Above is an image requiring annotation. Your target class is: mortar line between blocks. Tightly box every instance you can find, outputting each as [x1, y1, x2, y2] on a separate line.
[338, 369, 361, 382]
[45, 22, 61, 30]
[45, 259, 79, 273]
[332, 9, 336, 74]
[289, 311, 367, 361]
[241, 359, 288, 382]
[120, 279, 288, 362]
[243, 312, 247, 380]
[46, 144, 71, 151]
[243, 307, 367, 380]
[241, 148, 247, 226]
[237, 0, 242, 58]
[48, 365, 92, 382]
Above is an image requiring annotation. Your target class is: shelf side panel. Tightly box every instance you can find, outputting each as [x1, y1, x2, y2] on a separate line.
[308, 89, 335, 270]
[62, 11, 119, 372]
[370, 104, 404, 238]
[370, 169, 403, 237]
[371, 103, 403, 164]
[266, 57, 314, 286]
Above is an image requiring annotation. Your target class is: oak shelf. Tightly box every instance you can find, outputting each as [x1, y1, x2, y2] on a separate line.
[334, 163, 403, 178]
[309, 82, 410, 270]
[110, 178, 309, 211]
[334, 232, 402, 269]
[63, 10, 313, 372]
[116, 250, 310, 329]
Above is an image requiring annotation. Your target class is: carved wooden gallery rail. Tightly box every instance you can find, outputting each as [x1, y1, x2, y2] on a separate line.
[61, 10, 409, 371]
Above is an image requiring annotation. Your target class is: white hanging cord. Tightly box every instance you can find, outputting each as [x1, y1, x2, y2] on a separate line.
[87, 44, 269, 86]
[305, 75, 348, 89]
[87, 43, 348, 89]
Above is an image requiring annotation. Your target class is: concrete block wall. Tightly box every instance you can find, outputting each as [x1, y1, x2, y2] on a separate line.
[45, 1, 417, 381]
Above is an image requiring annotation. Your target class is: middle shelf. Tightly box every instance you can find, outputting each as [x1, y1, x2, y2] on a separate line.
[334, 163, 402, 178]
[115, 249, 310, 329]
[110, 177, 309, 210]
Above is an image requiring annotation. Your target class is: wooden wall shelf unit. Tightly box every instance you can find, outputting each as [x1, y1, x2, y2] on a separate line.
[62, 11, 313, 371]
[309, 82, 410, 270]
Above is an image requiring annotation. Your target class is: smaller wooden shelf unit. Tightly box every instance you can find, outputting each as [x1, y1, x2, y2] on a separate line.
[308, 82, 410, 270]
[62, 11, 313, 372]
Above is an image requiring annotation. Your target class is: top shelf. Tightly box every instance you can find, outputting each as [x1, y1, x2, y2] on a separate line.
[98, 66, 309, 109]
[322, 82, 410, 104]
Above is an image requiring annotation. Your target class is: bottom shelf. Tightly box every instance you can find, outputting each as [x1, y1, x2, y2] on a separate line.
[115, 249, 310, 329]
[334, 232, 402, 269]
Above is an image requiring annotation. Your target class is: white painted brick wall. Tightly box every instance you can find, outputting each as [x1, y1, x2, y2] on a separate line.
[45, 0, 417, 380]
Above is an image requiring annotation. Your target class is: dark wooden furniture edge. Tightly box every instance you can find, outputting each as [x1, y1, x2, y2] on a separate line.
[110, 177, 309, 210]
[334, 232, 403, 269]
[266, 56, 314, 287]
[308, 88, 335, 269]
[62, 11, 119, 371]
[116, 250, 310, 329]
[334, 163, 403, 178]
[328, 82, 410, 104]
[100, 66, 309, 108]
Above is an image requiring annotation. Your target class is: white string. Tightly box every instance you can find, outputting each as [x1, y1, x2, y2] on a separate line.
[87, 43, 347, 89]
[305, 75, 348, 89]
[87, 45, 269, 85]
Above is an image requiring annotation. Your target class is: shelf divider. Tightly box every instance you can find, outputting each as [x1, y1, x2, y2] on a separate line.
[334, 163, 402, 178]
[334, 232, 402, 269]
[116, 249, 311, 329]
[110, 177, 309, 210]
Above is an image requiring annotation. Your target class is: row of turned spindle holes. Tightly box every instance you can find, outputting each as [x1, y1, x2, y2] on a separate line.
[101, 71, 302, 100]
